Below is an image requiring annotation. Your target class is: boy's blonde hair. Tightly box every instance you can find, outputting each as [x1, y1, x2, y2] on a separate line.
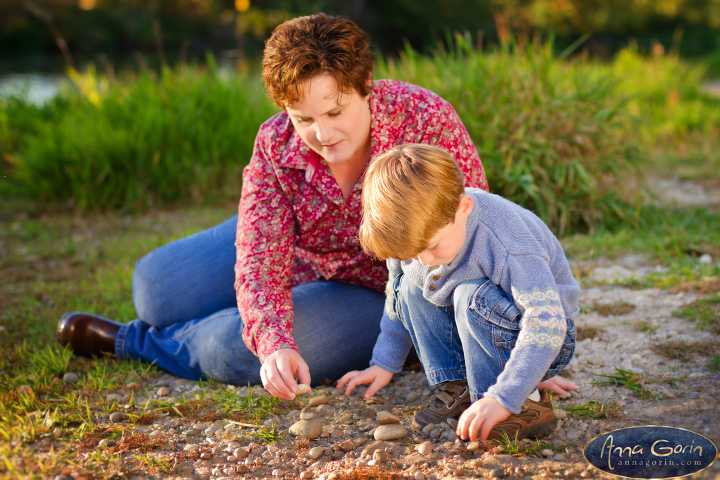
[360, 144, 465, 260]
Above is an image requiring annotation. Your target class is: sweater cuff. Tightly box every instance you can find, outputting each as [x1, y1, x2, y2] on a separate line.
[369, 311, 413, 374]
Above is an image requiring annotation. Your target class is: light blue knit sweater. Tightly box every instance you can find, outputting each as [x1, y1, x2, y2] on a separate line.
[369, 188, 580, 413]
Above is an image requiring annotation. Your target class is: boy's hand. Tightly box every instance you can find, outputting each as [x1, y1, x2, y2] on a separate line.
[538, 375, 578, 398]
[336, 366, 393, 399]
[456, 397, 511, 442]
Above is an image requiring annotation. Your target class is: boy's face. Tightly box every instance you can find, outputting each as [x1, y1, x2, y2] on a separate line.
[415, 195, 473, 267]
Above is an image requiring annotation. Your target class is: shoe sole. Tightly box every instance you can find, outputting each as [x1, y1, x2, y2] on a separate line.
[491, 417, 558, 442]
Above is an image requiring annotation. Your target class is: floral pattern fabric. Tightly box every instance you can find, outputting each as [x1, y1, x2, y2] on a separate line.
[235, 79, 489, 362]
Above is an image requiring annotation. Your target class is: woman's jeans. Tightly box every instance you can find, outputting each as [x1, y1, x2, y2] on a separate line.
[115, 215, 385, 386]
[391, 274, 576, 401]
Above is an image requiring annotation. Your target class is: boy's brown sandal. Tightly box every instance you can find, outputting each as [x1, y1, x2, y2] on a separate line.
[486, 388, 558, 442]
[413, 380, 472, 428]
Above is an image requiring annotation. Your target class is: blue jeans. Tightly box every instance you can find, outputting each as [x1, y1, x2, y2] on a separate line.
[115, 215, 385, 386]
[391, 275, 576, 401]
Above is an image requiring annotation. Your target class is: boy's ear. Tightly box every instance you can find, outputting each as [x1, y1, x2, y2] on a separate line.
[457, 194, 474, 217]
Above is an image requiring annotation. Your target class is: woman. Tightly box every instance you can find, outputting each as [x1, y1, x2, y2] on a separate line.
[58, 13, 489, 400]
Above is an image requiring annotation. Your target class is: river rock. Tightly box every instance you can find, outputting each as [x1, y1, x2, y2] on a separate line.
[307, 446, 324, 459]
[377, 411, 401, 424]
[374, 424, 407, 441]
[361, 440, 385, 457]
[308, 395, 329, 406]
[289, 419, 323, 439]
[417, 441, 432, 455]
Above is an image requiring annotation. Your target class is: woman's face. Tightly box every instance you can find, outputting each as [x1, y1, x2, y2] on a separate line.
[286, 74, 372, 167]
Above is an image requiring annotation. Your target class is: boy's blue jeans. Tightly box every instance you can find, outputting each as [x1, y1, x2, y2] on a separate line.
[391, 274, 576, 402]
[115, 215, 385, 386]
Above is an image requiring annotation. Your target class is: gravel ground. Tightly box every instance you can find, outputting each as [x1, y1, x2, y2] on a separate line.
[52, 264, 719, 480]
[53, 179, 720, 480]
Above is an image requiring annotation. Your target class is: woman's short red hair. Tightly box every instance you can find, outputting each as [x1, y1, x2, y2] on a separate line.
[262, 13, 373, 108]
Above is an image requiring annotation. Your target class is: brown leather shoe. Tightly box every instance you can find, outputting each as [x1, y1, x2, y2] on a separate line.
[486, 388, 558, 442]
[57, 312, 122, 357]
[414, 380, 472, 428]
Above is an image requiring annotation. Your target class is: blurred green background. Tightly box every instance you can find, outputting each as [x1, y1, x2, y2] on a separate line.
[1, 0, 719, 235]
[2, 0, 719, 72]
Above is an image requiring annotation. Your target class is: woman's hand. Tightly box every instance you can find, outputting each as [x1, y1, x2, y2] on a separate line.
[538, 375, 578, 398]
[336, 366, 393, 399]
[260, 349, 311, 400]
[456, 397, 511, 442]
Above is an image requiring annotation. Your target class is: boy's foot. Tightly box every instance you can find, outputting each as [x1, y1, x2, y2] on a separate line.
[486, 389, 557, 442]
[413, 380, 472, 428]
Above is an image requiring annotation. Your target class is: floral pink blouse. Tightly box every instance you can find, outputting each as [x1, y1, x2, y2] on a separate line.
[235, 79, 489, 362]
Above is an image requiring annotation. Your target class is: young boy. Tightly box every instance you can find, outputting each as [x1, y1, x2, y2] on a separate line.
[338, 144, 579, 443]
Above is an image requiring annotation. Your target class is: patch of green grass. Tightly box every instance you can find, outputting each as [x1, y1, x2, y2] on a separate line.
[563, 206, 720, 265]
[592, 301, 636, 317]
[131, 452, 177, 474]
[634, 321, 657, 334]
[251, 424, 283, 445]
[564, 400, 619, 419]
[379, 35, 644, 235]
[672, 294, 720, 332]
[707, 357, 720, 372]
[492, 429, 555, 456]
[652, 340, 718, 362]
[576, 326, 603, 341]
[592, 368, 657, 399]
[2, 58, 276, 211]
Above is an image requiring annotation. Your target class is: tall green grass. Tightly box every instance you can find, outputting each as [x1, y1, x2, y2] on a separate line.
[1, 57, 277, 210]
[2, 40, 718, 233]
[378, 34, 645, 235]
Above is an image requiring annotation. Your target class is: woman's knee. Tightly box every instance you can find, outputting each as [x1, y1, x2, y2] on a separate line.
[132, 250, 167, 324]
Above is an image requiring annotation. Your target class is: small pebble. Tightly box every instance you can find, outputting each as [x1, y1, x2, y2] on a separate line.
[300, 472, 314, 479]
[417, 441, 432, 455]
[126, 381, 142, 390]
[62, 373, 80, 384]
[296, 384, 312, 395]
[490, 469, 505, 478]
[288, 419, 323, 439]
[315, 404, 331, 416]
[406, 391, 421, 402]
[157, 387, 171, 396]
[308, 395, 330, 406]
[414, 472, 426, 480]
[377, 411, 401, 424]
[200, 452, 212, 460]
[18, 385, 34, 395]
[109, 412, 126, 423]
[541, 448, 555, 457]
[338, 439, 355, 452]
[372, 449, 388, 463]
[374, 424, 407, 441]
[308, 446, 324, 459]
[361, 440, 386, 457]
